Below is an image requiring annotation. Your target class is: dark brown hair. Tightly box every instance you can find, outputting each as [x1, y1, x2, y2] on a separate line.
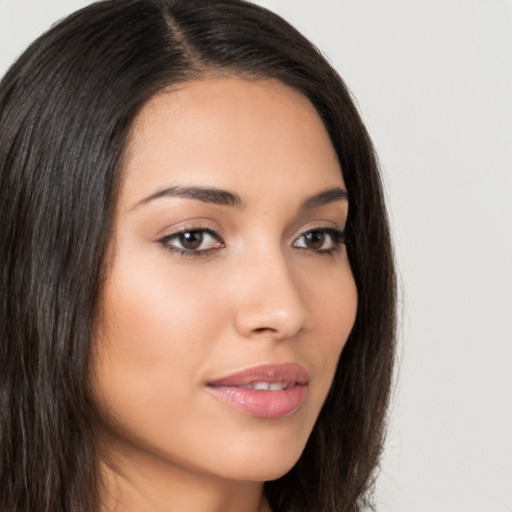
[0, 1, 396, 511]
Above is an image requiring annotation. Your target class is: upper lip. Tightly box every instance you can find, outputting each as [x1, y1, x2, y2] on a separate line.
[207, 363, 310, 387]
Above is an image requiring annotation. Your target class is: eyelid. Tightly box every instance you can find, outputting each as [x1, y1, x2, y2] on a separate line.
[293, 220, 345, 239]
[153, 218, 221, 240]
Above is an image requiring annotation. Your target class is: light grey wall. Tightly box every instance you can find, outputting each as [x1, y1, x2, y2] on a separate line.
[1, 1, 511, 511]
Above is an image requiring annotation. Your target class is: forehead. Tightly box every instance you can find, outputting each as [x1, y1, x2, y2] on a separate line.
[121, 77, 344, 207]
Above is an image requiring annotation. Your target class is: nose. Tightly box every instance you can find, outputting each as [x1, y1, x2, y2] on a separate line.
[232, 250, 311, 340]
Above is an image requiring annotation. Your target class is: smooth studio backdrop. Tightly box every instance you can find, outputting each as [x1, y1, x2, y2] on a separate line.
[1, 1, 511, 511]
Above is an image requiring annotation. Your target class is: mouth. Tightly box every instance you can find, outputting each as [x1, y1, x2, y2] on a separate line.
[206, 363, 309, 419]
[238, 381, 294, 391]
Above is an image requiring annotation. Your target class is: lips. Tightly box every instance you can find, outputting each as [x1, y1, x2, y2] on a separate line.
[207, 363, 309, 419]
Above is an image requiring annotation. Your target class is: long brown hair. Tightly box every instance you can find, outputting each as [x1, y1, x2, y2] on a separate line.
[0, 1, 396, 510]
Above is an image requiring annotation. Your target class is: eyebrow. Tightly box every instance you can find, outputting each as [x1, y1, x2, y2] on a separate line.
[134, 186, 244, 209]
[299, 187, 349, 211]
[133, 185, 348, 211]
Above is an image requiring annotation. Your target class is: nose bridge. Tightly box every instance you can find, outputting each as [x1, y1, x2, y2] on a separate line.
[232, 243, 311, 339]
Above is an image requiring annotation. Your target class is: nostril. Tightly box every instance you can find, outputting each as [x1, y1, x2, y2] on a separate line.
[252, 327, 276, 334]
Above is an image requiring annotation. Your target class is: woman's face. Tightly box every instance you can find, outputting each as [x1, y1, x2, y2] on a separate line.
[93, 77, 357, 485]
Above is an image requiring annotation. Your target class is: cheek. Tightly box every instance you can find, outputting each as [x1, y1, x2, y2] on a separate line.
[303, 264, 358, 397]
[99, 249, 224, 358]
[91, 254, 225, 433]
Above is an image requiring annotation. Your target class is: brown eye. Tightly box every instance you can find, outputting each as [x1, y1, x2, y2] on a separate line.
[303, 231, 326, 250]
[292, 228, 345, 253]
[178, 231, 204, 250]
[159, 229, 224, 255]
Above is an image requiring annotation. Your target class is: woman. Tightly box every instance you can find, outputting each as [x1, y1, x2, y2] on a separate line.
[0, 1, 396, 511]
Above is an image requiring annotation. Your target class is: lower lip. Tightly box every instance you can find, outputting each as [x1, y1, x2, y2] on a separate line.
[207, 384, 307, 419]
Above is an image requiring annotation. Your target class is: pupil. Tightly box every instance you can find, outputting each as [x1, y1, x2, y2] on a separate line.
[179, 231, 203, 250]
[305, 231, 325, 249]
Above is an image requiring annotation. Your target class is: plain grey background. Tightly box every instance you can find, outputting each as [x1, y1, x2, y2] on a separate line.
[1, 1, 511, 511]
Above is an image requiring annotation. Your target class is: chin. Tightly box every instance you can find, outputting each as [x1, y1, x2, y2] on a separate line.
[219, 459, 299, 484]
[207, 434, 307, 483]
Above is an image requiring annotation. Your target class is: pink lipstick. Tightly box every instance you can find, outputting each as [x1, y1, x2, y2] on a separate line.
[207, 363, 309, 419]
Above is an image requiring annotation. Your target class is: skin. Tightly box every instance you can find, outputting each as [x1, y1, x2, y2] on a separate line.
[93, 77, 358, 512]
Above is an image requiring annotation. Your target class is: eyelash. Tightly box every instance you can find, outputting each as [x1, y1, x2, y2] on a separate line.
[157, 226, 346, 258]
